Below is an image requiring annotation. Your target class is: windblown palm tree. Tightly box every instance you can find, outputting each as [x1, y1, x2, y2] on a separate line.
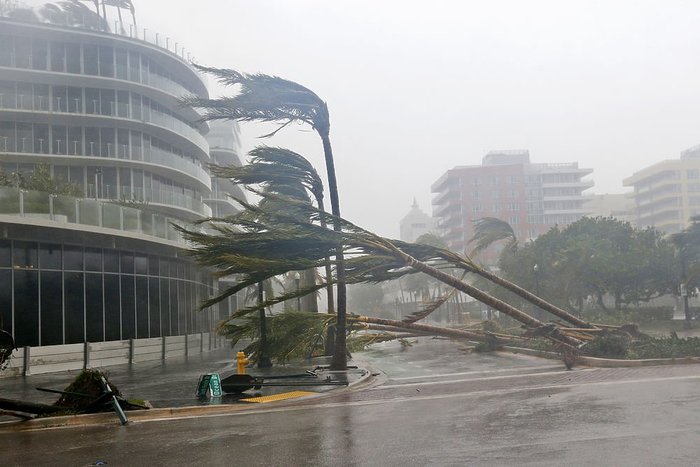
[41, 1, 107, 30]
[102, 0, 136, 33]
[178, 194, 585, 351]
[183, 67, 349, 369]
[470, 217, 518, 257]
[210, 145, 330, 313]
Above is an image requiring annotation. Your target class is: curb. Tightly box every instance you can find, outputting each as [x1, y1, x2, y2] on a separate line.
[502, 345, 700, 368]
[0, 364, 376, 433]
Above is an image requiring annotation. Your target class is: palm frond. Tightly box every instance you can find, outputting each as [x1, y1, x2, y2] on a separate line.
[469, 217, 518, 256]
[182, 66, 329, 135]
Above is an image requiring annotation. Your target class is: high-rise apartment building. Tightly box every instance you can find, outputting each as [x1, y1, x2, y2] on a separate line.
[431, 150, 593, 253]
[623, 145, 700, 234]
[0, 15, 244, 347]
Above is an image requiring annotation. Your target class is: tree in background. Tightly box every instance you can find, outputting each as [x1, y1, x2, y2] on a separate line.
[499, 217, 676, 313]
[670, 216, 700, 328]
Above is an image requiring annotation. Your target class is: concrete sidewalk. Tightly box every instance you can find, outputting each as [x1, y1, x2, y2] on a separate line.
[0, 346, 368, 415]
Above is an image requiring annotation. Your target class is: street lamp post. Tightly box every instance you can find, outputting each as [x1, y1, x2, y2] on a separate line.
[533, 263, 540, 296]
[257, 282, 272, 368]
[293, 271, 301, 312]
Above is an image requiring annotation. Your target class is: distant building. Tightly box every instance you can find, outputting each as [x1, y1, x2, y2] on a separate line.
[431, 150, 593, 253]
[623, 145, 700, 234]
[399, 198, 436, 242]
[583, 193, 636, 225]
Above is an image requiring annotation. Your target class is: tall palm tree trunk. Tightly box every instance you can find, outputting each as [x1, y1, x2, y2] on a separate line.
[319, 131, 348, 370]
[315, 196, 336, 356]
[473, 267, 593, 328]
[100, 1, 107, 29]
[391, 249, 582, 348]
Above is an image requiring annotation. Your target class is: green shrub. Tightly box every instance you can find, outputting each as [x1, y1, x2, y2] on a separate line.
[582, 334, 631, 358]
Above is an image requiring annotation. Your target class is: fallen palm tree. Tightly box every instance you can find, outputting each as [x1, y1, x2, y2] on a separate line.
[181, 192, 593, 356]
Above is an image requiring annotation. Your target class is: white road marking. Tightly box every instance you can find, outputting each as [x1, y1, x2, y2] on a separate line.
[377, 368, 595, 389]
[386, 364, 569, 382]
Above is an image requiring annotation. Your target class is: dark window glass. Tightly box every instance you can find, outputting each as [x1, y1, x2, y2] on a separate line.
[169, 279, 178, 335]
[85, 247, 102, 272]
[14, 36, 31, 68]
[85, 273, 103, 342]
[120, 252, 134, 274]
[50, 41, 66, 72]
[66, 43, 81, 73]
[177, 280, 187, 335]
[160, 278, 170, 337]
[0, 270, 12, 334]
[219, 297, 228, 321]
[40, 271, 63, 345]
[0, 240, 10, 267]
[104, 250, 119, 273]
[134, 254, 147, 275]
[129, 52, 140, 81]
[0, 35, 12, 67]
[98, 46, 114, 77]
[115, 48, 127, 79]
[149, 277, 160, 337]
[14, 270, 39, 346]
[104, 274, 121, 341]
[83, 44, 98, 75]
[135, 276, 148, 338]
[32, 39, 47, 70]
[187, 282, 195, 333]
[39, 243, 62, 270]
[64, 245, 83, 270]
[121, 275, 135, 339]
[148, 255, 159, 276]
[13, 241, 38, 268]
[64, 272, 84, 343]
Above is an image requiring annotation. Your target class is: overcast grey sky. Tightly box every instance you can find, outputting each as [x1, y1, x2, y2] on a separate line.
[84, 1, 700, 236]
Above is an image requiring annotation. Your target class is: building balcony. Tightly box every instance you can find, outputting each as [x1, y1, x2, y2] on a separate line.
[540, 179, 594, 190]
[0, 100, 209, 160]
[0, 17, 207, 97]
[0, 186, 205, 245]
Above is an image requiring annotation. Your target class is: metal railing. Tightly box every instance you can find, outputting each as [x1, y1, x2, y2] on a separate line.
[0, 185, 206, 244]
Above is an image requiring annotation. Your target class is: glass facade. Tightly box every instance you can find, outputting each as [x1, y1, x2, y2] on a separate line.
[0, 239, 228, 347]
[0, 34, 197, 97]
[0, 80, 206, 149]
[0, 20, 242, 350]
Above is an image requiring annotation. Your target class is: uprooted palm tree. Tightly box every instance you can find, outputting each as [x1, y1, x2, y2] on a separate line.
[182, 68, 349, 369]
[178, 193, 589, 354]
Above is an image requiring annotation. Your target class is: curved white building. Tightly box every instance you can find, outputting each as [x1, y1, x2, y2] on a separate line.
[0, 15, 243, 347]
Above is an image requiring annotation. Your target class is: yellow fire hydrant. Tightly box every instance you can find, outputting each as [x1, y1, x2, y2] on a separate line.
[236, 351, 249, 375]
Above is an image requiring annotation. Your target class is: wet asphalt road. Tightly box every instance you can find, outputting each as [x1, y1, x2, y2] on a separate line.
[2, 337, 700, 466]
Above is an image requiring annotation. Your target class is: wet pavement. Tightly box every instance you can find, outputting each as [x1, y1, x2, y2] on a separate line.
[2, 337, 700, 466]
[0, 345, 366, 414]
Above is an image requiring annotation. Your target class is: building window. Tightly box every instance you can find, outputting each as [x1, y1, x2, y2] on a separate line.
[688, 169, 699, 179]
